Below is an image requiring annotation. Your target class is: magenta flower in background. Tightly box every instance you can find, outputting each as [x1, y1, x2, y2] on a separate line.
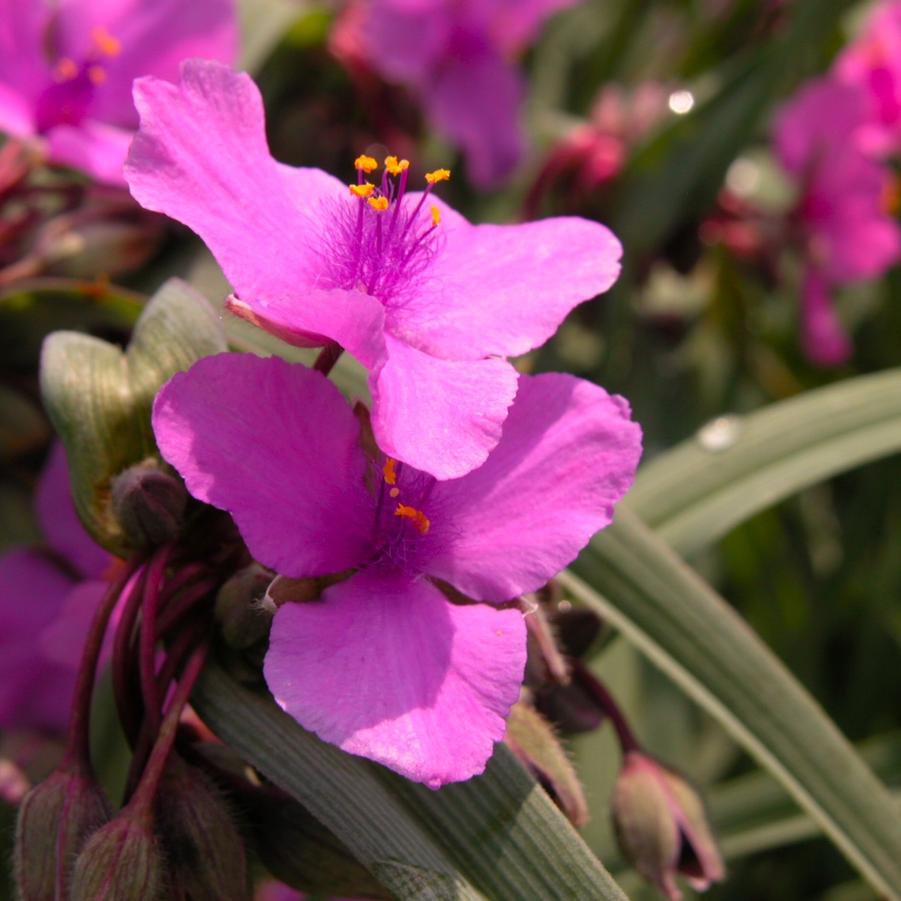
[152, 353, 641, 787]
[0, 0, 236, 185]
[334, 0, 579, 186]
[835, 0, 901, 157]
[0, 445, 113, 733]
[773, 77, 901, 365]
[125, 60, 621, 480]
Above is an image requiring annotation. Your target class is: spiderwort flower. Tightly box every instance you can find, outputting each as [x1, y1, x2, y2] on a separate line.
[834, 1, 901, 157]
[0, 444, 113, 732]
[334, 0, 579, 186]
[773, 78, 901, 365]
[152, 353, 641, 787]
[0, 0, 236, 185]
[125, 60, 621, 480]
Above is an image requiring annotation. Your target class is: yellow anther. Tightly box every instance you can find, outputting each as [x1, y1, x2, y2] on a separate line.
[431, 205, 441, 227]
[54, 58, 78, 82]
[349, 182, 375, 198]
[383, 457, 398, 485]
[425, 168, 451, 184]
[92, 26, 121, 57]
[389, 487, 400, 498]
[87, 65, 107, 85]
[394, 504, 430, 535]
[368, 195, 390, 212]
[354, 154, 378, 173]
[385, 155, 410, 176]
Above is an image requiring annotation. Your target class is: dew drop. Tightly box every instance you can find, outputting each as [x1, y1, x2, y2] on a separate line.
[696, 414, 742, 453]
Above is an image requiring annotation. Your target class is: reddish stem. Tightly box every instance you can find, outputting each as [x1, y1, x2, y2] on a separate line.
[65, 558, 144, 772]
[111, 566, 149, 742]
[138, 545, 173, 737]
[156, 577, 218, 638]
[572, 660, 641, 753]
[313, 342, 344, 376]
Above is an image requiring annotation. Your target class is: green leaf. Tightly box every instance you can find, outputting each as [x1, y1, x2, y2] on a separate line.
[625, 367, 901, 556]
[562, 508, 901, 899]
[40, 279, 226, 555]
[193, 663, 627, 901]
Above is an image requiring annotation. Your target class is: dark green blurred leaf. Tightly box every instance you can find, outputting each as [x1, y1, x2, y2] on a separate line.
[39, 279, 226, 555]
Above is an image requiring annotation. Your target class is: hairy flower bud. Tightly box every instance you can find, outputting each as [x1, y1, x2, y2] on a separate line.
[14, 766, 112, 901]
[69, 808, 165, 901]
[111, 459, 187, 548]
[155, 755, 250, 900]
[612, 751, 724, 901]
[215, 564, 275, 650]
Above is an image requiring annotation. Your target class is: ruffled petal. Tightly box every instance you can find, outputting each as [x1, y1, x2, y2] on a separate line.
[153, 353, 373, 577]
[264, 567, 526, 787]
[371, 334, 519, 479]
[423, 373, 642, 600]
[391, 196, 621, 361]
[125, 59, 385, 361]
[0, 548, 77, 732]
[35, 443, 110, 580]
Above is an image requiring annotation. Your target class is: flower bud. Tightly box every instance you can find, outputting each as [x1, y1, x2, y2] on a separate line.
[215, 564, 275, 650]
[14, 765, 112, 900]
[111, 459, 187, 548]
[612, 751, 724, 901]
[155, 755, 250, 900]
[69, 807, 165, 901]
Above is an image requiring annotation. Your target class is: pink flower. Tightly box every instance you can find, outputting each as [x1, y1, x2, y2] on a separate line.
[0, 0, 236, 185]
[834, 1, 901, 157]
[773, 78, 901, 365]
[0, 445, 112, 732]
[152, 353, 641, 787]
[334, 0, 579, 186]
[125, 60, 621, 480]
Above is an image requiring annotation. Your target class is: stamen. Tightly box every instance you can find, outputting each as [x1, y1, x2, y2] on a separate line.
[394, 504, 430, 535]
[92, 26, 122, 57]
[349, 183, 375, 198]
[54, 58, 79, 82]
[383, 457, 398, 485]
[354, 154, 378, 174]
[431, 205, 441, 227]
[425, 168, 451, 184]
[368, 196, 390, 212]
[87, 65, 107, 85]
[385, 155, 410, 176]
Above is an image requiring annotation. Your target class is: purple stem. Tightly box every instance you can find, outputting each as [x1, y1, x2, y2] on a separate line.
[111, 566, 150, 743]
[572, 660, 641, 753]
[156, 576, 219, 638]
[139, 545, 174, 737]
[65, 558, 144, 772]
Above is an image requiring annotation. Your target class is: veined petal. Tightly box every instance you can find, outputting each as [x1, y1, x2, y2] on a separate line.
[391, 195, 621, 361]
[423, 373, 642, 601]
[264, 567, 526, 788]
[371, 334, 519, 479]
[152, 353, 373, 578]
[126, 60, 384, 359]
[36, 443, 109, 581]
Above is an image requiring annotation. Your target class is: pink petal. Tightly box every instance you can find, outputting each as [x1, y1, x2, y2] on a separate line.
[0, 548, 78, 732]
[391, 196, 621, 361]
[423, 373, 642, 600]
[425, 45, 524, 187]
[153, 353, 374, 578]
[800, 270, 852, 367]
[264, 567, 526, 787]
[36, 443, 110, 580]
[0, 0, 47, 127]
[55, 0, 237, 128]
[371, 334, 519, 479]
[46, 119, 133, 186]
[125, 59, 385, 363]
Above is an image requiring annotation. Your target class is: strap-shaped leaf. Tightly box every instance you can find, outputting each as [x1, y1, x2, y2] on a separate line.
[625, 367, 901, 556]
[40, 278, 226, 555]
[562, 509, 901, 899]
[193, 663, 627, 901]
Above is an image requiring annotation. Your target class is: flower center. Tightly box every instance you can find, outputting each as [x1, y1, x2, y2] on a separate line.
[319, 154, 450, 308]
[35, 27, 121, 133]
